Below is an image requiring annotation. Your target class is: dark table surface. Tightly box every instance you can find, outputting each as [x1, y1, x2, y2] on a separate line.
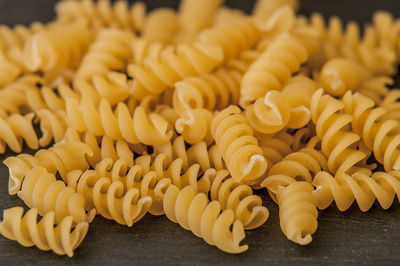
[1, 1, 400, 265]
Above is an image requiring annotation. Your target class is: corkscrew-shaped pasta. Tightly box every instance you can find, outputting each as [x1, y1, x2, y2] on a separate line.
[312, 170, 400, 212]
[211, 106, 268, 182]
[163, 185, 248, 254]
[276, 182, 318, 245]
[35, 109, 68, 147]
[127, 42, 223, 99]
[261, 147, 327, 202]
[56, 0, 146, 33]
[253, 0, 298, 20]
[310, 89, 366, 174]
[63, 127, 134, 168]
[255, 5, 296, 33]
[173, 68, 242, 113]
[0, 207, 89, 257]
[142, 8, 179, 44]
[0, 51, 22, 87]
[245, 76, 317, 134]
[65, 96, 173, 145]
[18, 167, 96, 224]
[196, 17, 260, 61]
[240, 33, 309, 107]
[0, 112, 38, 153]
[67, 164, 167, 217]
[74, 28, 134, 87]
[153, 136, 225, 174]
[4, 141, 92, 195]
[92, 177, 152, 226]
[204, 169, 269, 230]
[309, 13, 397, 76]
[23, 21, 93, 72]
[342, 91, 400, 171]
[380, 89, 400, 121]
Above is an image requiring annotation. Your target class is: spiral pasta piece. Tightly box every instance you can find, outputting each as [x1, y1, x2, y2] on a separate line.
[0, 51, 22, 87]
[196, 17, 260, 61]
[312, 170, 400, 212]
[310, 89, 366, 174]
[73, 28, 134, 99]
[67, 165, 167, 217]
[18, 167, 95, 224]
[173, 68, 242, 114]
[245, 76, 317, 135]
[261, 147, 327, 202]
[277, 182, 318, 245]
[211, 106, 268, 182]
[204, 169, 269, 230]
[163, 185, 248, 254]
[127, 42, 223, 99]
[23, 21, 93, 72]
[4, 141, 92, 195]
[130, 38, 166, 66]
[65, 97, 173, 145]
[35, 109, 68, 147]
[379, 89, 400, 121]
[342, 91, 400, 171]
[258, 130, 294, 166]
[175, 108, 214, 145]
[240, 33, 308, 107]
[0, 207, 88, 257]
[56, 0, 146, 33]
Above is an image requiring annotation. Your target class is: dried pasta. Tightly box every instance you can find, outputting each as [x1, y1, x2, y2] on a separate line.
[2, 0, 400, 257]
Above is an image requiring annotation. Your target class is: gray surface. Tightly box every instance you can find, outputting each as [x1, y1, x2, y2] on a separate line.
[1, 0, 400, 265]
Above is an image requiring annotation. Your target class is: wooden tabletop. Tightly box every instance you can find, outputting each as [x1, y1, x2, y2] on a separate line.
[1, 1, 400, 265]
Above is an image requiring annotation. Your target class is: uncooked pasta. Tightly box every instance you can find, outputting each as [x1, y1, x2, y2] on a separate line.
[1, 0, 400, 257]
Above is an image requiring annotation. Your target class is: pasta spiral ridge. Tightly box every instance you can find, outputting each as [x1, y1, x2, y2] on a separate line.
[211, 106, 268, 182]
[18, 167, 96, 224]
[4, 141, 93, 195]
[127, 42, 223, 99]
[240, 33, 309, 107]
[310, 89, 366, 174]
[65, 96, 173, 145]
[277, 181, 318, 245]
[163, 185, 248, 254]
[342, 91, 400, 171]
[261, 147, 327, 202]
[142, 8, 179, 45]
[312, 170, 400, 212]
[0, 207, 88, 257]
[56, 0, 146, 33]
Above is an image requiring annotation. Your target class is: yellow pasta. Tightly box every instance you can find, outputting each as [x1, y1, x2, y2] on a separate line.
[142, 8, 179, 44]
[127, 42, 223, 99]
[240, 33, 308, 107]
[17, 167, 96, 224]
[342, 91, 400, 171]
[310, 89, 366, 174]
[277, 182, 318, 245]
[56, 0, 146, 33]
[4, 141, 92, 195]
[211, 106, 268, 182]
[163, 185, 248, 254]
[313, 170, 400, 212]
[0, 207, 89, 257]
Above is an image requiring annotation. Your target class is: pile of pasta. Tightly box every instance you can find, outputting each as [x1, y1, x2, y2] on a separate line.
[1, 0, 400, 256]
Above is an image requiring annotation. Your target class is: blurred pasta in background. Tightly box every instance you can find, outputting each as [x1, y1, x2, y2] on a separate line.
[1, 0, 400, 256]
